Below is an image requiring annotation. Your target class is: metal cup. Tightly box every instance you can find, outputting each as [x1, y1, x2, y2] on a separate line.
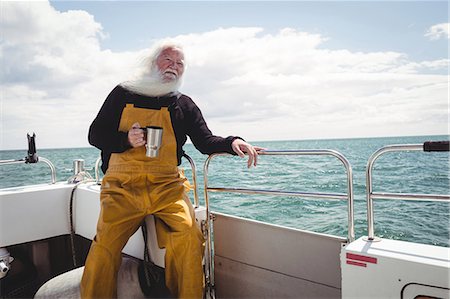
[142, 126, 163, 157]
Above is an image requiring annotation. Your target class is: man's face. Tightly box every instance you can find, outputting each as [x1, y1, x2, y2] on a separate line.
[155, 47, 185, 83]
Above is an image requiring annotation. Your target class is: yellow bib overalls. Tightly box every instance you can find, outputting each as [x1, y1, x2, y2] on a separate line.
[80, 104, 204, 298]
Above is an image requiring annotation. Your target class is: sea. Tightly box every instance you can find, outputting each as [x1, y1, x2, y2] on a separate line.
[1, 135, 449, 247]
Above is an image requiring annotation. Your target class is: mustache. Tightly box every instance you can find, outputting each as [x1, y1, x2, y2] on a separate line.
[121, 69, 183, 97]
[163, 69, 178, 77]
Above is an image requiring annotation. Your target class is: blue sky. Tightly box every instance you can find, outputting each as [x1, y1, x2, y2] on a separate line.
[51, 1, 448, 61]
[1, 1, 449, 150]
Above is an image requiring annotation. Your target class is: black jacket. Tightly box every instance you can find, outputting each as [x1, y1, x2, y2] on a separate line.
[89, 85, 239, 173]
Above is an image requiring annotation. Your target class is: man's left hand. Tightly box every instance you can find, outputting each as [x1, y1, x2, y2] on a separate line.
[231, 139, 265, 168]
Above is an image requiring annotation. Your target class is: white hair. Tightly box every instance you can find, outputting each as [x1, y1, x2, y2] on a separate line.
[121, 40, 186, 97]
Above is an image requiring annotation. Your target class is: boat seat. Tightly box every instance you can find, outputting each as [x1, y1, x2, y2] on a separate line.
[74, 183, 206, 268]
[34, 257, 146, 299]
[142, 206, 207, 266]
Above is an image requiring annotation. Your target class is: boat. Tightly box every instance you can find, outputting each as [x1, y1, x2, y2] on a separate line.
[0, 134, 449, 298]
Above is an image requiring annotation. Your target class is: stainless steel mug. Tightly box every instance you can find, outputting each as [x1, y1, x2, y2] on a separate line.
[142, 126, 163, 157]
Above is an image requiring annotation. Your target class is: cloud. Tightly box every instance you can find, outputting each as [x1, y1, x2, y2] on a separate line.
[176, 28, 448, 141]
[1, 1, 140, 149]
[1, 2, 448, 150]
[425, 23, 450, 40]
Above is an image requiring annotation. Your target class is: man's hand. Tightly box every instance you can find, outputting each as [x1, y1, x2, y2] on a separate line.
[128, 122, 146, 148]
[231, 139, 265, 168]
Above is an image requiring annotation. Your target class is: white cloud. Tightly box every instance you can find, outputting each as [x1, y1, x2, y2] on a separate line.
[177, 29, 448, 141]
[425, 23, 450, 40]
[1, 2, 448, 150]
[1, 1, 139, 149]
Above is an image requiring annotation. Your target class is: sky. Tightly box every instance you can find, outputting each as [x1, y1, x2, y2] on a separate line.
[1, 1, 449, 150]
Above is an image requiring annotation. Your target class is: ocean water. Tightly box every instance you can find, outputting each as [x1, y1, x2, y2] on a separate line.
[1, 135, 449, 247]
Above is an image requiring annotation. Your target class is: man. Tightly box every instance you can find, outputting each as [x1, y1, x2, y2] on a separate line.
[81, 41, 261, 298]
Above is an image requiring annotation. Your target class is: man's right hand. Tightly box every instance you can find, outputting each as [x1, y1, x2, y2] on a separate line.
[128, 122, 146, 148]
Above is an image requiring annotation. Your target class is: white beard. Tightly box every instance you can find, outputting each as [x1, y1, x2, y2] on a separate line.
[120, 69, 182, 97]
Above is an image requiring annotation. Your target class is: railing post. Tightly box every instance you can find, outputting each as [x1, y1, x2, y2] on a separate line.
[203, 154, 218, 298]
[95, 157, 102, 185]
[202, 149, 355, 298]
[183, 154, 199, 208]
[365, 143, 449, 241]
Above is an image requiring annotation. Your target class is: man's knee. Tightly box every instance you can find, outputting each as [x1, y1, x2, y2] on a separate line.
[86, 241, 121, 269]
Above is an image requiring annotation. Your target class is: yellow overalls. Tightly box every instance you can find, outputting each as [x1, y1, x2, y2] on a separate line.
[80, 104, 204, 298]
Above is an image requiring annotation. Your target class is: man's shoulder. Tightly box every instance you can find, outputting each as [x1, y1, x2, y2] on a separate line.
[177, 93, 198, 109]
[106, 84, 129, 99]
[178, 93, 194, 102]
[114, 84, 133, 95]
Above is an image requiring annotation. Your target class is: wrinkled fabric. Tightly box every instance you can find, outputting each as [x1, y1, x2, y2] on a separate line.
[81, 105, 204, 299]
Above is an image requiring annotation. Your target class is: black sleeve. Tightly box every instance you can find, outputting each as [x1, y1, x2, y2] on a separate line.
[88, 85, 131, 153]
[182, 96, 242, 155]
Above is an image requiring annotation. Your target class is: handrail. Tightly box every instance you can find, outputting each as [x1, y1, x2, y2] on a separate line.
[94, 154, 199, 208]
[182, 153, 200, 208]
[0, 157, 56, 184]
[203, 149, 355, 296]
[366, 142, 450, 241]
[95, 157, 102, 185]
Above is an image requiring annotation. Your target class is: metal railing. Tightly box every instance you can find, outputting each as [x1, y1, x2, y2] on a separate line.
[182, 154, 200, 208]
[93, 153, 200, 208]
[95, 157, 102, 185]
[366, 141, 450, 241]
[203, 149, 355, 297]
[0, 157, 56, 185]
